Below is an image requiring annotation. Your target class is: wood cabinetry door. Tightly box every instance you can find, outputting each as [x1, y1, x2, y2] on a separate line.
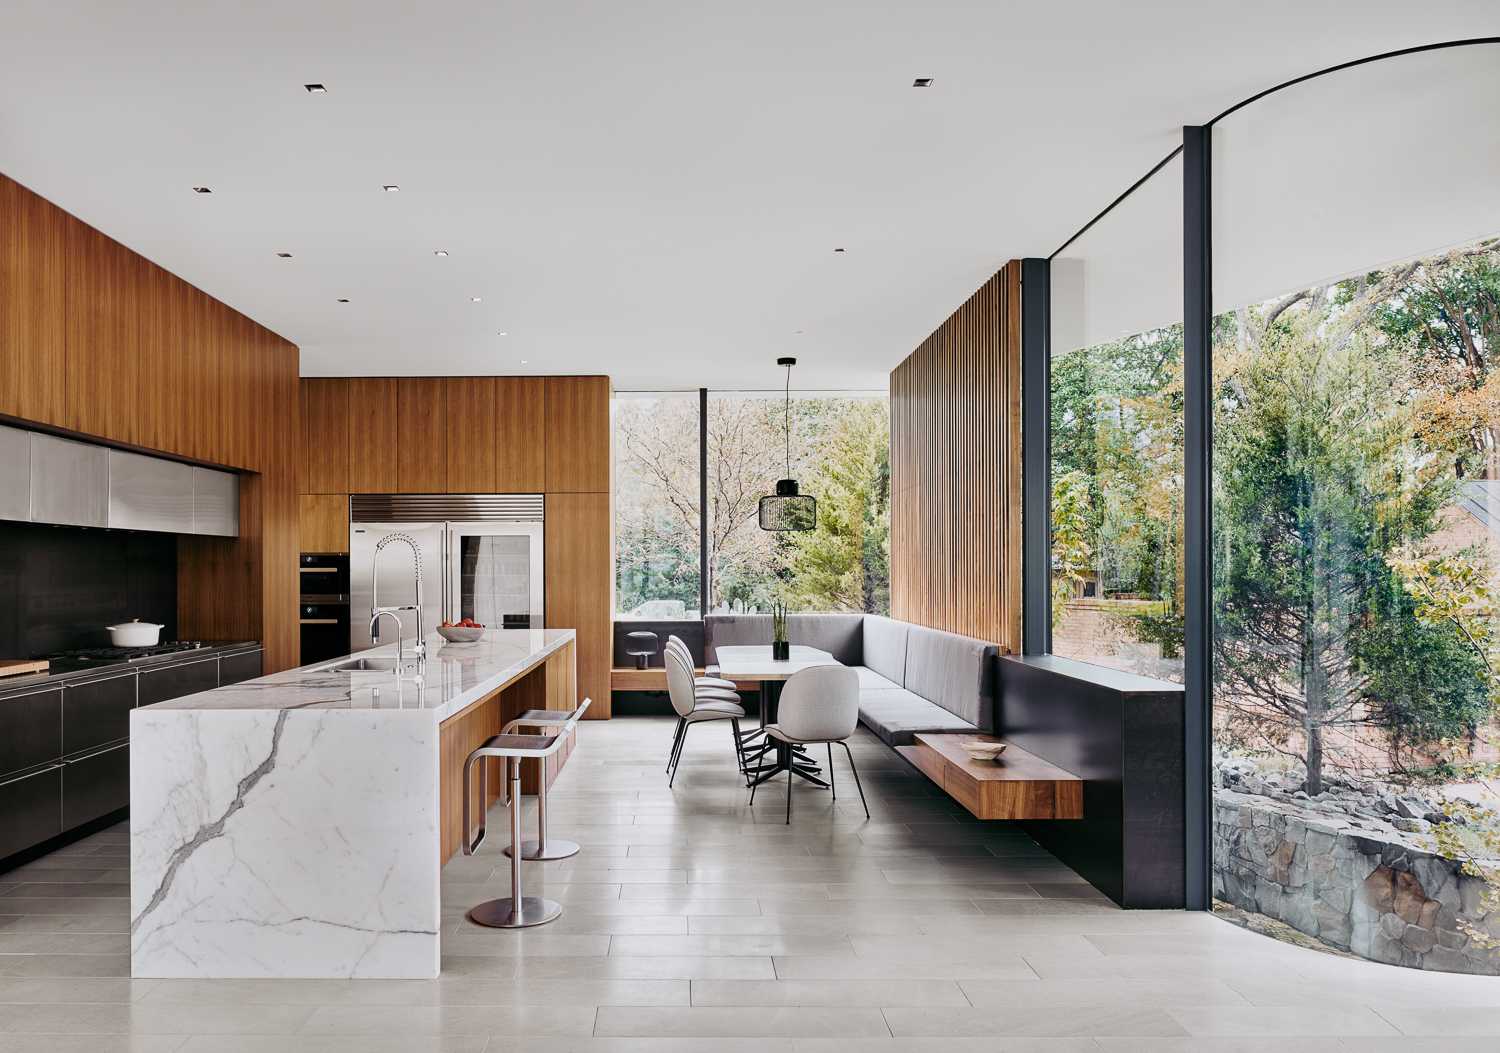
[445, 377, 498, 492]
[64, 222, 140, 443]
[0, 175, 67, 426]
[298, 494, 349, 553]
[397, 380, 448, 493]
[544, 491, 613, 718]
[300, 379, 350, 494]
[544, 377, 611, 492]
[496, 377, 546, 492]
[347, 378, 399, 493]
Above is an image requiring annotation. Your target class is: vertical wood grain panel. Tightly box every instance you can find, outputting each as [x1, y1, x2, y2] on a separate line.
[298, 494, 349, 553]
[544, 376, 611, 492]
[545, 491, 612, 718]
[0, 175, 68, 425]
[888, 262, 1022, 653]
[299, 378, 351, 493]
[445, 377, 499, 492]
[347, 378, 400, 492]
[496, 376, 547, 491]
[398, 379, 449, 492]
[63, 221, 140, 443]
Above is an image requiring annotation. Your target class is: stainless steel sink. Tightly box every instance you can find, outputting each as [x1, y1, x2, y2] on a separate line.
[325, 657, 408, 674]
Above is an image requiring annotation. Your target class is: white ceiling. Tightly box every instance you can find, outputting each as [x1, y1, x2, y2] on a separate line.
[1, 3, 1493, 391]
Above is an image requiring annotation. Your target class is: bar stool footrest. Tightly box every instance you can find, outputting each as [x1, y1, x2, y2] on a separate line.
[504, 839, 581, 861]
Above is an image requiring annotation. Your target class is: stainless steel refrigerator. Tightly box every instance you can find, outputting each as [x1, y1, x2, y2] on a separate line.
[348, 494, 545, 652]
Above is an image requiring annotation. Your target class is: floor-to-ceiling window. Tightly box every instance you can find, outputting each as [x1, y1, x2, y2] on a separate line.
[613, 390, 891, 619]
[1207, 42, 1500, 971]
[613, 392, 701, 619]
[1050, 156, 1184, 683]
[705, 391, 890, 615]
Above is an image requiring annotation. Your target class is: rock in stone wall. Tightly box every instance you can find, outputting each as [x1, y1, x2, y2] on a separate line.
[1213, 790, 1499, 975]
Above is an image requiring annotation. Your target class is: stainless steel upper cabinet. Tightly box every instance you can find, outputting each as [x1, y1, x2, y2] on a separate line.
[192, 467, 240, 537]
[30, 434, 108, 528]
[0, 425, 31, 522]
[107, 450, 195, 534]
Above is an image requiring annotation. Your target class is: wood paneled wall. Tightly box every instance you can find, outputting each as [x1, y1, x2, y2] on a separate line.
[298, 375, 613, 717]
[890, 262, 1023, 653]
[0, 173, 301, 671]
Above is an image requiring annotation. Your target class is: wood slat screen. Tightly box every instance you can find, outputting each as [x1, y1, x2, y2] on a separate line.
[890, 261, 1022, 652]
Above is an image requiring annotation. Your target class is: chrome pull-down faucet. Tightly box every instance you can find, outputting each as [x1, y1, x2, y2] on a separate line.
[370, 532, 427, 667]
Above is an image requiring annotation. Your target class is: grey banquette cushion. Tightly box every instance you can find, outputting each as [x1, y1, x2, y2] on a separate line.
[704, 613, 863, 666]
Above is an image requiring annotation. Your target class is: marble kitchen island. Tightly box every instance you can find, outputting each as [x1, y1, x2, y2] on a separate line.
[129, 629, 577, 980]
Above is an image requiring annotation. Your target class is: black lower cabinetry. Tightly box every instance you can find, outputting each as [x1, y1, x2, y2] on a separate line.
[0, 644, 262, 872]
[0, 766, 63, 860]
[62, 743, 131, 829]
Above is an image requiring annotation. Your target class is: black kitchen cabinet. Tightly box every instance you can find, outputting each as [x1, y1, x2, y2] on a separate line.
[62, 743, 130, 829]
[0, 766, 63, 859]
[138, 655, 219, 706]
[62, 672, 135, 755]
[219, 648, 263, 686]
[0, 689, 61, 779]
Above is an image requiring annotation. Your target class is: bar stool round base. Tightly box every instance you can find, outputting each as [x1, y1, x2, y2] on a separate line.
[466, 896, 562, 929]
[504, 839, 581, 861]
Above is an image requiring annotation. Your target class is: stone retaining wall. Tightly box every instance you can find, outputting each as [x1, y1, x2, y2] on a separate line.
[1213, 789, 1500, 974]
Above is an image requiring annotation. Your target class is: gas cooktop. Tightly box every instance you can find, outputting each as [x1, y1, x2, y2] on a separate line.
[43, 641, 208, 673]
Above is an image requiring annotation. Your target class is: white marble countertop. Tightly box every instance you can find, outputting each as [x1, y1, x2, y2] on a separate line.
[138, 628, 575, 720]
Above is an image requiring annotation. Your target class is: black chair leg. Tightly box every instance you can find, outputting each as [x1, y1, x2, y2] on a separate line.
[666, 718, 685, 772]
[669, 723, 690, 787]
[731, 718, 749, 783]
[785, 763, 793, 824]
[827, 743, 836, 799]
[839, 741, 870, 818]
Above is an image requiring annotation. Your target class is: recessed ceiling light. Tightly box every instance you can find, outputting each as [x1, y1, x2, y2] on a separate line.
[433, 249, 449, 257]
[834, 247, 846, 253]
[382, 184, 399, 192]
[471, 296, 482, 303]
[336, 298, 350, 303]
[520, 359, 528, 365]
[913, 77, 933, 88]
[498, 331, 508, 337]
[276, 252, 293, 258]
[304, 83, 327, 93]
[192, 186, 212, 194]
[794, 329, 804, 335]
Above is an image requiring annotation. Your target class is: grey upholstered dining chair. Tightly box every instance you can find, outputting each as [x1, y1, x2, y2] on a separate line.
[751, 663, 869, 822]
[664, 635, 748, 787]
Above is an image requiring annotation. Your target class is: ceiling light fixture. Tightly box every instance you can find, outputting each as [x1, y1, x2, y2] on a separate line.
[834, 247, 846, 253]
[433, 249, 449, 257]
[336, 298, 350, 303]
[382, 184, 399, 192]
[276, 252, 293, 258]
[304, 83, 327, 93]
[471, 296, 482, 303]
[520, 359, 528, 365]
[913, 77, 933, 87]
[498, 331, 508, 337]
[192, 186, 212, 194]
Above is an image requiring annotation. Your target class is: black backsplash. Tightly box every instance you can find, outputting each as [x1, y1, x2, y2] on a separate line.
[0, 522, 177, 658]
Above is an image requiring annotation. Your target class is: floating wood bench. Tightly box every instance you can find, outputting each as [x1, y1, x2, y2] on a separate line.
[610, 667, 754, 692]
[896, 732, 1083, 820]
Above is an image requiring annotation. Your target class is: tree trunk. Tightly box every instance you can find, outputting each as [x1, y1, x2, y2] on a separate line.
[1305, 722, 1324, 795]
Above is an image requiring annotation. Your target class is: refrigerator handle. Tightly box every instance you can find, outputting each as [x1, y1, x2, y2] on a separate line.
[441, 526, 450, 624]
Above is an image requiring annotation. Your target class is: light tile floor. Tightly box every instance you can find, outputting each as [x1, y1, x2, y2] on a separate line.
[1, 715, 1498, 1051]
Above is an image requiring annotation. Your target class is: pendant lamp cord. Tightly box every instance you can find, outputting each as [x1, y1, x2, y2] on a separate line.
[783, 360, 792, 476]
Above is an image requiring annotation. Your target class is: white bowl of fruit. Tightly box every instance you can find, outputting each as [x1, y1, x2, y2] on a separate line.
[437, 618, 485, 642]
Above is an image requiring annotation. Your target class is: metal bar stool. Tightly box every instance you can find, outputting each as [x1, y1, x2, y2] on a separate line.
[462, 699, 590, 929]
[500, 706, 587, 860]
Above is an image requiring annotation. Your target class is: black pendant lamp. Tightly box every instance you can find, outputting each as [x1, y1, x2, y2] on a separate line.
[759, 357, 817, 532]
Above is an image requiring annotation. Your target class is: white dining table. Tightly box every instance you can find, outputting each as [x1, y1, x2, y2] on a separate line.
[713, 645, 840, 788]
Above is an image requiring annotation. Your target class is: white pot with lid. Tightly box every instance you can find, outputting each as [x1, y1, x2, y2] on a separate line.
[107, 619, 165, 647]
